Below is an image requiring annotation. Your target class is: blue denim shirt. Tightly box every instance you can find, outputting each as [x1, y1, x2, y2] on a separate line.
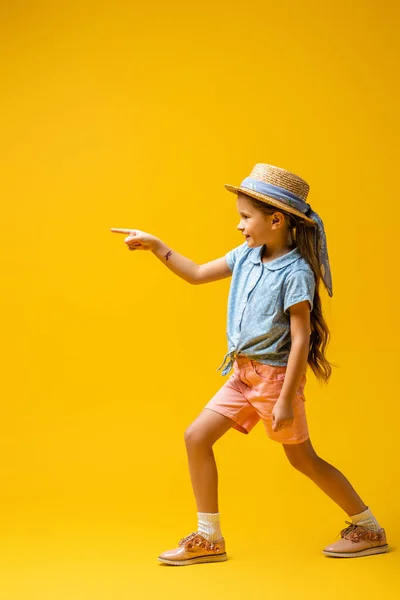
[217, 242, 316, 376]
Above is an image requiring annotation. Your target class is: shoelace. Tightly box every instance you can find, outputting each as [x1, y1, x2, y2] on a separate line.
[339, 521, 383, 543]
[178, 532, 197, 546]
[178, 532, 221, 552]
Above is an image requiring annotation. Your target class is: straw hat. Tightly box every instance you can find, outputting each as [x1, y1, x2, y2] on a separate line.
[224, 163, 316, 227]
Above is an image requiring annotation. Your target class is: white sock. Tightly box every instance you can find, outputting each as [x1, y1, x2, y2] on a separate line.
[197, 512, 223, 542]
[349, 506, 381, 532]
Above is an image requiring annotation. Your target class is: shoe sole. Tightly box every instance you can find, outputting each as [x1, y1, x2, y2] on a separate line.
[158, 553, 228, 566]
[323, 544, 389, 558]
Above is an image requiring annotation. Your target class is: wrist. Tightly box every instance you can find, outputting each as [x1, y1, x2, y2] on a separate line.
[152, 238, 162, 253]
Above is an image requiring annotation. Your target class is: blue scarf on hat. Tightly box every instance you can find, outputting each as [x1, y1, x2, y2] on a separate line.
[240, 177, 333, 297]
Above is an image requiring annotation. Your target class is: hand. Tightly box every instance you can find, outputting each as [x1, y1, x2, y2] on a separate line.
[271, 399, 294, 432]
[110, 228, 158, 252]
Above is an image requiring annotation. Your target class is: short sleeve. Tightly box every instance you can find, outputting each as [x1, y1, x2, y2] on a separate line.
[284, 269, 315, 315]
[225, 242, 247, 272]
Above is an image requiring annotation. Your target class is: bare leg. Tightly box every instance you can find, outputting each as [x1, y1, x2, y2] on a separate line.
[184, 409, 234, 513]
[283, 438, 367, 516]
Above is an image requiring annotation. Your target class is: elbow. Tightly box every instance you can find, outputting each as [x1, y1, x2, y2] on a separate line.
[290, 337, 310, 351]
[190, 266, 202, 285]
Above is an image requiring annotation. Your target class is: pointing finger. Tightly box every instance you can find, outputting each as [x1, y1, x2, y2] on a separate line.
[110, 229, 137, 234]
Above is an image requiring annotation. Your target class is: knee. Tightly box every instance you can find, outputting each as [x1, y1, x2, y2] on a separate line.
[184, 423, 211, 451]
[286, 448, 322, 475]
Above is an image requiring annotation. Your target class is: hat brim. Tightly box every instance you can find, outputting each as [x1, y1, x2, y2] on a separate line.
[224, 184, 316, 227]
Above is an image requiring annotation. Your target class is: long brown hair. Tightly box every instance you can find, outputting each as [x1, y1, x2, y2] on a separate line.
[245, 195, 334, 384]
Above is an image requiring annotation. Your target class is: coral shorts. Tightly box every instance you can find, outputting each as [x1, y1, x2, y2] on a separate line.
[205, 355, 309, 445]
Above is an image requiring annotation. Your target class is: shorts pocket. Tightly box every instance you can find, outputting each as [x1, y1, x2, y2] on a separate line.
[253, 378, 283, 402]
[253, 364, 286, 382]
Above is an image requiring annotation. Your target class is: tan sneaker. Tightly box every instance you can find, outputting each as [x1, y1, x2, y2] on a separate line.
[158, 531, 228, 566]
[323, 521, 389, 558]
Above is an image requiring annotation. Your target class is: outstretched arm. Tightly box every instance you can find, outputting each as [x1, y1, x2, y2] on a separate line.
[153, 242, 232, 285]
[111, 228, 232, 285]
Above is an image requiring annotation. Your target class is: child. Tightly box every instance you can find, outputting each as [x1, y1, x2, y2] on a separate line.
[111, 163, 388, 565]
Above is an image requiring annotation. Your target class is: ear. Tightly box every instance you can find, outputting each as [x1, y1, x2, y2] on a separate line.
[271, 211, 285, 225]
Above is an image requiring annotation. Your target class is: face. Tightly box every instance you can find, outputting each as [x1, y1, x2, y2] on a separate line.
[236, 193, 287, 248]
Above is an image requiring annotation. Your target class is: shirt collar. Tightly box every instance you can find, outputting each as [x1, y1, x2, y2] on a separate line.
[250, 245, 301, 270]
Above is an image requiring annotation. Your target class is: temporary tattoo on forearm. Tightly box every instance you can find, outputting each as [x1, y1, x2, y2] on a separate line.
[165, 250, 172, 261]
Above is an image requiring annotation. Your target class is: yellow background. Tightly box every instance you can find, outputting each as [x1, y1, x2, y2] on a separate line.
[1, 0, 399, 598]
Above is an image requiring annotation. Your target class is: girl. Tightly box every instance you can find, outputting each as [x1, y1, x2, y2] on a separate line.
[111, 163, 388, 565]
